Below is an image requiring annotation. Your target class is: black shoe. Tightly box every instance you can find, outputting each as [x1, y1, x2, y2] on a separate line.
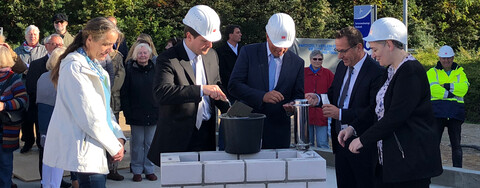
[60, 180, 72, 188]
[107, 170, 124, 181]
[20, 145, 32, 153]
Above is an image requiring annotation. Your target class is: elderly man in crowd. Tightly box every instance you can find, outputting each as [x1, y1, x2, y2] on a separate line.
[14, 25, 48, 153]
[14, 25, 47, 68]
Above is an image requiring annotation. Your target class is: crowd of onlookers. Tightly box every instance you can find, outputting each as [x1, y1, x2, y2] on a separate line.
[0, 13, 181, 188]
[0, 4, 470, 188]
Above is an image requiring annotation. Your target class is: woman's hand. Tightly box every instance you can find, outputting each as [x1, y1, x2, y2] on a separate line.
[112, 138, 125, 162]
[0, 102, 4, 111]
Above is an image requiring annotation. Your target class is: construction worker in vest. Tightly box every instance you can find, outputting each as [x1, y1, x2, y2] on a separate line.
[427, 45, 469, 168]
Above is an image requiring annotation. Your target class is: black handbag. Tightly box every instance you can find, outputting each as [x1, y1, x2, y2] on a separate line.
[0, 74, 26, 125]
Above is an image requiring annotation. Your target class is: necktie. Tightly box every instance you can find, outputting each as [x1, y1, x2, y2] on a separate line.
[336, 66, 354, 134]
[268, 55, 277, 91]
[194, 55, 207, 130]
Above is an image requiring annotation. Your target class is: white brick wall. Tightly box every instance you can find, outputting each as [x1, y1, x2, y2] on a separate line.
[277, 149, 297, 159]
[308, 181, 327, 188]
[287, 158, 326, 180]
[161, 161, 202, 185]
[183, 185, 224, 188]
[160, 149, 326, 187]
[204, 160, 245, 183]
[200, 151, 238, 161]
[239, 149, 276, 160]
[226, 183, 266, 188]
[162, 152, 199, 162]
[268, 182, 307, 188]
[245, 159, 286, 182]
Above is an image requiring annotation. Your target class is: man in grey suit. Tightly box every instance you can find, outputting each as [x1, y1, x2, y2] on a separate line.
[148, 5, 229, 166]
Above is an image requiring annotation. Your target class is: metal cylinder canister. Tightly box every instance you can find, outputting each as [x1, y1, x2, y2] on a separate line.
[293, 99, 310, 150]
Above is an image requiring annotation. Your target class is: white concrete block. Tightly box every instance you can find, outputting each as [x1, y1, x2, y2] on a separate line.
[276, 149, 297, 159]
[308, 181, 327, 188]
[160, 162, 203, 185]
[161, 152, 199, 162]
[287, 158, 326, 180]
[160, 155, 180, 164]
[200, 151, 238, 161]
[204, 160, 245, 183]
[245, 159, 285, 182]
[296, 150, 321, 158]
[226, 183, 266, 188]
[184, 185, 224, 188]
[239, 149, 276, 160]
[268, 182, 307, 188]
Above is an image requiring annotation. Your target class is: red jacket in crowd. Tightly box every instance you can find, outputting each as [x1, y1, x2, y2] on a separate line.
[304, 66, 334, 126]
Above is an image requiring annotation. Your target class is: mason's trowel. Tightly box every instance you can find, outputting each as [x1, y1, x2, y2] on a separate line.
[226, 101, 253, 117]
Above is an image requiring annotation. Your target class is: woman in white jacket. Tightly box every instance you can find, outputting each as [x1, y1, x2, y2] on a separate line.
[43, 17, 126, 188]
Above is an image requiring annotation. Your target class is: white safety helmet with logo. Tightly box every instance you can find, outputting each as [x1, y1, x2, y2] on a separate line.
[438, 45, 455, 57]
[363, 17, 407, 45]
[265, 13, 296, 48]
[183, 5, 221, 42]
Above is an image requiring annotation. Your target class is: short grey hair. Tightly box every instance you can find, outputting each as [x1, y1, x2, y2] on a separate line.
[309, 50, 323, 59]
[25, 25, 40, 36]
[132, 43, 152, 60]
[44, 34, 64, 45]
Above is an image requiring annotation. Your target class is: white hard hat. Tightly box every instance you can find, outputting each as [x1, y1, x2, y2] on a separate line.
[182, 5, 221, 42]
[438, 45, 455, 57]
[265, 13, 296, 48]
[363, 17, 407, 45]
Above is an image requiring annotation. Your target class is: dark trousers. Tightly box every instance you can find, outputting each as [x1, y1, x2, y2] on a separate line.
[21, 101, 40, 147]
[375, 164, 431, 188]
[77, 173, 106, 188]
[188, 119, 216, 151]
[436, 118, 463, 168]
[334, 143, 376, 188]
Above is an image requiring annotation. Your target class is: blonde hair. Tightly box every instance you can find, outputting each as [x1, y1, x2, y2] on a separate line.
[132, 43, 152, 61]
[46, 47, 66, 71]
[0, 46, 15, 68]
[51, 17, 123, 87]
[126, 33, 158, 61]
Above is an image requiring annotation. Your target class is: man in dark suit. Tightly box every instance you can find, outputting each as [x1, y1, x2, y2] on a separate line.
[148, 5, 229, 166]
[22, 34, 64, 154]
[216, 24, 242, 102]
[306, 27, 384, 188]
[229, 13, 304, 149]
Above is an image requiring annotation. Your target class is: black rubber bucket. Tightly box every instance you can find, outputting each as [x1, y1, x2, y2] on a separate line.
[220, 113, 266, 154]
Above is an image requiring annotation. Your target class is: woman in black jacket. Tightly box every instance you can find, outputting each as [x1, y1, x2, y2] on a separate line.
[341, 17, 443, 187]
[120, 43, 158, 182]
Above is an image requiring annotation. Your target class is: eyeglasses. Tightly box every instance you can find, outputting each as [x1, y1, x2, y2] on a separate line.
[54, 20, 65, 24]
[334, 46, 354, 54]
[312, 58, 323, 61]
[47, 42, 63, 47]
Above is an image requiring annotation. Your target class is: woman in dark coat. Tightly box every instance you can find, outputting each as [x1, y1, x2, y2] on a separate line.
[121, 43, 158, 182]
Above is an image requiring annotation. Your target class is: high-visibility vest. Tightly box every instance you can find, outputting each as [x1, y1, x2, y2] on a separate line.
[427, 62, 469, 104]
